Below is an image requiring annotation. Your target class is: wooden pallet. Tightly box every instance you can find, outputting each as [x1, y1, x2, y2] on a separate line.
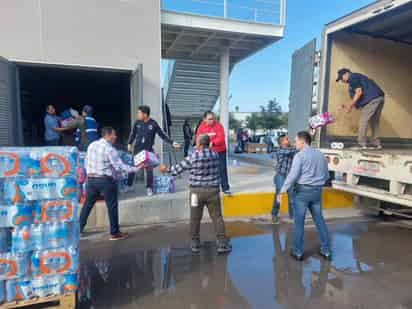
[2, 293, 76, 309]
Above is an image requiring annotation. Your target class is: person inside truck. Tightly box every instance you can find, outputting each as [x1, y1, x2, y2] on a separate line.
[336, 68, 385, 149]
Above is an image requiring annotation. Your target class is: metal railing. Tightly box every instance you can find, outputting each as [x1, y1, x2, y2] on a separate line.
[161, 0, 286, 25]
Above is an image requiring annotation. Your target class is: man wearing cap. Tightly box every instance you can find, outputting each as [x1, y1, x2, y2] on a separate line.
[61, 105, 99, 151]
[336, 68, 385, 149]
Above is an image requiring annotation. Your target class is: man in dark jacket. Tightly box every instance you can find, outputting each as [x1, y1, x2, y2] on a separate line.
[337, 68, 385, 149]
[127, 105, 180, 196]
[183, 119, 193, 157]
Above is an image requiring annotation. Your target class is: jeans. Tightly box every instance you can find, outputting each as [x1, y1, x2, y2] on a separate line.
[184, 139, 191, 157]
[79, 177, 120, 235]
[293, 185, 330, 256]
[218, 151, 230, 192]
[272, 174, 294, 218]
[189, 187, 226, 241]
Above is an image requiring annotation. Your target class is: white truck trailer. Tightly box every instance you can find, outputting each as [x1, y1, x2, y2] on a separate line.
[289, 0, 412, 214]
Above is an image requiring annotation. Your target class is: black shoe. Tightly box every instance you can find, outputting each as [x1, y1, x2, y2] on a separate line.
[290, 251, 303, 261]
[319, 251, 332, 261]
[223, 190, 232, 196]
[109, 232, 129, 241]
[217, 240, 232, 254]
[191, 239, 201, 253]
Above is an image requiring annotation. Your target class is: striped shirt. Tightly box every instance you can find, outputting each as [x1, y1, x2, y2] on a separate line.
[86, 138, 139, 178]
[273, 147, 297, 176]
[169, 148, 220, 187]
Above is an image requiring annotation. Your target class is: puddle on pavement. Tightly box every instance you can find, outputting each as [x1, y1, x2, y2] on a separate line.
[78, 221, 412, 309]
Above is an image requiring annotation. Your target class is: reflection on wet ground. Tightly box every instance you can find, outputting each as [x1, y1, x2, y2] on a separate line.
[78, 221, 412, 309]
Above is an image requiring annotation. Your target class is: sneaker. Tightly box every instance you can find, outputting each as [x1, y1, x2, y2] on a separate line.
[217, 240, 232, 254]
[272, 216, 280, 225]
[290, 250, 304, 261]
[147, 188, 154, 197]
[109, 232, 129, 241]
[223, 190, 232, 196]
[372, 144, 383, 150]
[191, 239, 201, 253]
[319, 250, 332, 261]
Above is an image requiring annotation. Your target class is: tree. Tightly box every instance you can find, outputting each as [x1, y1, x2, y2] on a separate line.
[246, 113, 261, 132]
[260, 97, 284, 130]
[229, 112, 241, 131]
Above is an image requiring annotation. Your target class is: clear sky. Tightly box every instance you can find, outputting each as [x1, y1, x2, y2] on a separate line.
[162, 0, 374, 112]
[229, 0, 373, 112]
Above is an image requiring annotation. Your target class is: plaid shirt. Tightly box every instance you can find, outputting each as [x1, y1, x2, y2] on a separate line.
[86, 138, 139, 178]
[169, 148, 220, 187]
[273, 147, 297, 176]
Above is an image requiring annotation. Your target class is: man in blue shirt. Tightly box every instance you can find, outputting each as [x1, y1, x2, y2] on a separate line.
[271, 134, 297, 223]
[336, 68, 385, 149]
[44, 105, 62, 146]
[278, 131, 331, 261]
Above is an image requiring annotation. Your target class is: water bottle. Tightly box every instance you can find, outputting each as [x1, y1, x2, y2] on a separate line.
[31, 247, 78, 277]
[0, 228, 11, 253]
[31, 224, 44, 251]
[45, 222, 69, 249]
[31, 276, 62, 298]
[6, 204, 33, 228]
[33, 200, 77, 224]
[11, 226, 32, 253]
[62, 273, 78, 293]
[0, 280, 5, 303]
[5, 178, 78, 202]
[0, 253, 29, 280]
[5, 278, 32, 302]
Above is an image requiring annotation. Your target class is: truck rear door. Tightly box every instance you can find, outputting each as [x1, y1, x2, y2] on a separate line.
[288, 39, 316, 140]
[0, 57, 22, 146]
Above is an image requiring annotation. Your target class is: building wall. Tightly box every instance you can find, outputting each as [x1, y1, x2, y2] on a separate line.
[0, 0, 162, 146]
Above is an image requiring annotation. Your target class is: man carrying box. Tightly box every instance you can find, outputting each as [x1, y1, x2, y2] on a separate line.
[127, 105, 180, 196]
[159, 134, 232, 254]
[80, 127, 141, 240]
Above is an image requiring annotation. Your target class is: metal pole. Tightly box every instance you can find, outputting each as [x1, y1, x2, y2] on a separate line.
[220, 47, 230, 152]
[223, 0, 227, 18]
[280, 0, 286, 25]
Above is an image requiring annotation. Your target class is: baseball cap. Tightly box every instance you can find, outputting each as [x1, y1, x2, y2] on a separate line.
[336, 68, 351, 82]
[82, 105, 93, 115]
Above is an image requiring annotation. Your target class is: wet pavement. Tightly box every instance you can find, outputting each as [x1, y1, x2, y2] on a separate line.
[78, 220, 412, 309]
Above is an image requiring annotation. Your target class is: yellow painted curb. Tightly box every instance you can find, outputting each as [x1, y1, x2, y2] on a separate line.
[222, 188, 353, 217]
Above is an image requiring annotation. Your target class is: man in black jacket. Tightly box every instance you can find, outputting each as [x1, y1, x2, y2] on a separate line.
[183, 119, 193, 157]
[127, 105, 180, 196]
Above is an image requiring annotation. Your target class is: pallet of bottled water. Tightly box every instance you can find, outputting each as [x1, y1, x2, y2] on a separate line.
[0, 147, 79, 305]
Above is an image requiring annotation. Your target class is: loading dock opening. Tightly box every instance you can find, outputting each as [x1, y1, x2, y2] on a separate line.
[18, 64, 131, 146]
[0, 57, 143, 147]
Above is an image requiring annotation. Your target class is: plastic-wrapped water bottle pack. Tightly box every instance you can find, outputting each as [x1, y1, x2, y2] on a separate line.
[0, 147, 80, 304]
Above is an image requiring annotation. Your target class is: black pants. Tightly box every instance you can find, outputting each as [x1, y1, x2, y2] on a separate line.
[184, 139, 191, 157]
[79, 177, 120, 235]
[127, 148, 154, 188]
[218, 151, 230, 192]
